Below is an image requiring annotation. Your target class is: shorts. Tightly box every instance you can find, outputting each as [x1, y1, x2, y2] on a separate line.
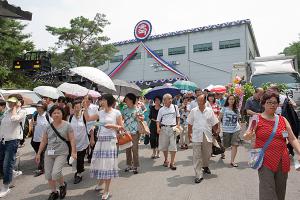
[44, 154, 67, 180]
[223, 131, 240, 148]
[159, 126, 177, 152]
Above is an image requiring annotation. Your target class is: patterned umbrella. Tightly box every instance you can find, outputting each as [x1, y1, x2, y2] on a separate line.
[173, 80, 198, 92]
[141, 88, 152, 97]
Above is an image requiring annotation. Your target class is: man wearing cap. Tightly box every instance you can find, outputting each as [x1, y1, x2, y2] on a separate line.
[30, 101, 51, 177]
[0, 94, 27, 197]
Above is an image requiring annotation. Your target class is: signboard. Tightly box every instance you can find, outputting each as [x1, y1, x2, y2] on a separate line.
[134, 20, 152, 41]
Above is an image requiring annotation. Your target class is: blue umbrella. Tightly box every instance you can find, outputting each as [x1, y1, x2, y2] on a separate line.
[144, 85, 181, 100]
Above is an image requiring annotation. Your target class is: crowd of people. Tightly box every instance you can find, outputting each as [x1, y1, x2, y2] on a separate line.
[0, 84, 299, 200]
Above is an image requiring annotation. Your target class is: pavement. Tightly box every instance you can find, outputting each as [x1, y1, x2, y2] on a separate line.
[1, 139, 300, 200]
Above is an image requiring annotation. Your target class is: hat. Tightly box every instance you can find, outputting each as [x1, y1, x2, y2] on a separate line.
[36, 101, 43, 107]
[7, 97, 18, 103]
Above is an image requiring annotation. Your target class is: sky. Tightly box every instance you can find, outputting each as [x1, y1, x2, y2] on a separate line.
[10, 0, 300, 56]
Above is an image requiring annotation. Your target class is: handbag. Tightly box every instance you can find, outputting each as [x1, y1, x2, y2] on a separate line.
[138, 120, 150, 135]
[249, 115, 279, 170]
[144, 134, 150, 145]
[212, 136, 225, 155]
[117, 132, 133, 145]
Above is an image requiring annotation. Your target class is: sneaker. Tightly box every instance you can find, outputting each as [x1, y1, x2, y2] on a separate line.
[13, 170, 22, 178]
[59, 182, 67, 199]
[34, 170, 44, 177]
[124, 166, 132, 172]
[0, 187, 11, 198]
[202, 167, 211, 174]
[132, 168, 138, 174]
[194, 177, 203, 184]
[48, 191, 59, 200]
[74, 175, 82, 184]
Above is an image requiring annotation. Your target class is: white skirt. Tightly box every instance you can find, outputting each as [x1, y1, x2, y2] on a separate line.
[90, 135, 119, 179]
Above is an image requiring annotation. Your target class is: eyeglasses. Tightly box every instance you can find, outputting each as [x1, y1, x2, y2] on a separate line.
[266, 101, 278, 105]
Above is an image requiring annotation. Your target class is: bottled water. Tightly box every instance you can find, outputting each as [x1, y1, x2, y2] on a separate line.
[294, 156, 300, 171]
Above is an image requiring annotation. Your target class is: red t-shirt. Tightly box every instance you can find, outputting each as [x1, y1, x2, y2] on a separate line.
[255, 115, 290, 173]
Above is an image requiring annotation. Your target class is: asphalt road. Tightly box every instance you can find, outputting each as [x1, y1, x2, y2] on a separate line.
[1, 139, 300, 200]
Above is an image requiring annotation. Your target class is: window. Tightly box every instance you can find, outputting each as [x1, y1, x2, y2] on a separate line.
[219, 39, 240, 49]
[168, 46, 185, 55]
[147, 49, 163, 58]
[128, 52, 141, 60]
[110, 55, 123, 63]
[193, 43, 212, 52]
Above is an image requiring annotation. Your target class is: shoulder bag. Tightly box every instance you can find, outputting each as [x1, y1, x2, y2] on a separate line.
[50, 123, 71, 156]
[249, 115, 279, 170]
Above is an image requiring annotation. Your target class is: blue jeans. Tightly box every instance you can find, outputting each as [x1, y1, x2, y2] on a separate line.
[0, 139, 19, 185]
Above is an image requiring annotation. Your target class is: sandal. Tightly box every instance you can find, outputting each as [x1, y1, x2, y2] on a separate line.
[163, 161, 169, 167]
[102, 192, 110, 200]
[170, 164, 177, 170]
[221, 154, 225, 159]
[230, 163, 238, 167]
[151, 155, 156, 159]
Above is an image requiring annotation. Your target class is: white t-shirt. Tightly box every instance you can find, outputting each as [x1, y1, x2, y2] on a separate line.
[276, 94, 286, 115]
[157, 104, 180, 126]
[70, 114, 89, 151]
[188, 106, 219, 143]
[189, 100, 198, 111]
[33, 112, 52, 142]
[98, 109, 121, 137]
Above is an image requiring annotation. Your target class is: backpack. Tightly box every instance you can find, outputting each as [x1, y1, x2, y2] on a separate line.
[20, 116, 30, 138]
[69, 114, 88, 134]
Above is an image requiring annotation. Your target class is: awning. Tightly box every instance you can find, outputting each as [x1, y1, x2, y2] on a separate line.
[0, 0, 32, 20]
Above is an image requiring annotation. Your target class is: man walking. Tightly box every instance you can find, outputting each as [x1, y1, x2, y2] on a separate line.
[157, 94, 180, 170]
[188, 94, 219, 183]
[245, 87, 264, 116]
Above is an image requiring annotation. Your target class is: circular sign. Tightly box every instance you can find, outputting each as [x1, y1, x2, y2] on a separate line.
[134, 20, 152, 41]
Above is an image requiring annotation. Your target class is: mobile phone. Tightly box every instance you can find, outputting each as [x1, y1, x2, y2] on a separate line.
[249, 119, 257, 131]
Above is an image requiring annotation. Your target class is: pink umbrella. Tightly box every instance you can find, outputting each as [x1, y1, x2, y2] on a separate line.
[87, 90, 101, 98]
[210, 85, 226, 93]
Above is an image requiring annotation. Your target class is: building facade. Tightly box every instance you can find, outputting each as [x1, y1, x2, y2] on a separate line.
[99, 19, 260, 89]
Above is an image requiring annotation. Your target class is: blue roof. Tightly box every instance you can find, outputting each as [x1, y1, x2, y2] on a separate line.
[113, 19, 252, 46]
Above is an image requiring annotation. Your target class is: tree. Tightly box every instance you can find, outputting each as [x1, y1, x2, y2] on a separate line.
[282, 39, 300, 70]
[46, 13, 117, 68]
[0, 18, 35, 88]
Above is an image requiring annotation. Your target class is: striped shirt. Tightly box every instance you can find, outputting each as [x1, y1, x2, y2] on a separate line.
[255, 115, 290, 173]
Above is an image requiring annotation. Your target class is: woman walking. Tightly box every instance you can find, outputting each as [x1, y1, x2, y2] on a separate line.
[179, 96, 190, 150]
[122, 93, 144, 174]
[69, 100, 89, 184]
[35, 105, 77, 200]
[219, 94, 241, 167]
[0, 94, 26, 198]
[244, 91, 300, 200]
[83, 94, 124, 200]
[149, 96, 161, 158]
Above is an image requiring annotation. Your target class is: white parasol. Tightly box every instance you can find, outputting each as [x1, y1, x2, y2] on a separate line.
[34, 86, 64, 99]
[70, 66, 116, 92]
